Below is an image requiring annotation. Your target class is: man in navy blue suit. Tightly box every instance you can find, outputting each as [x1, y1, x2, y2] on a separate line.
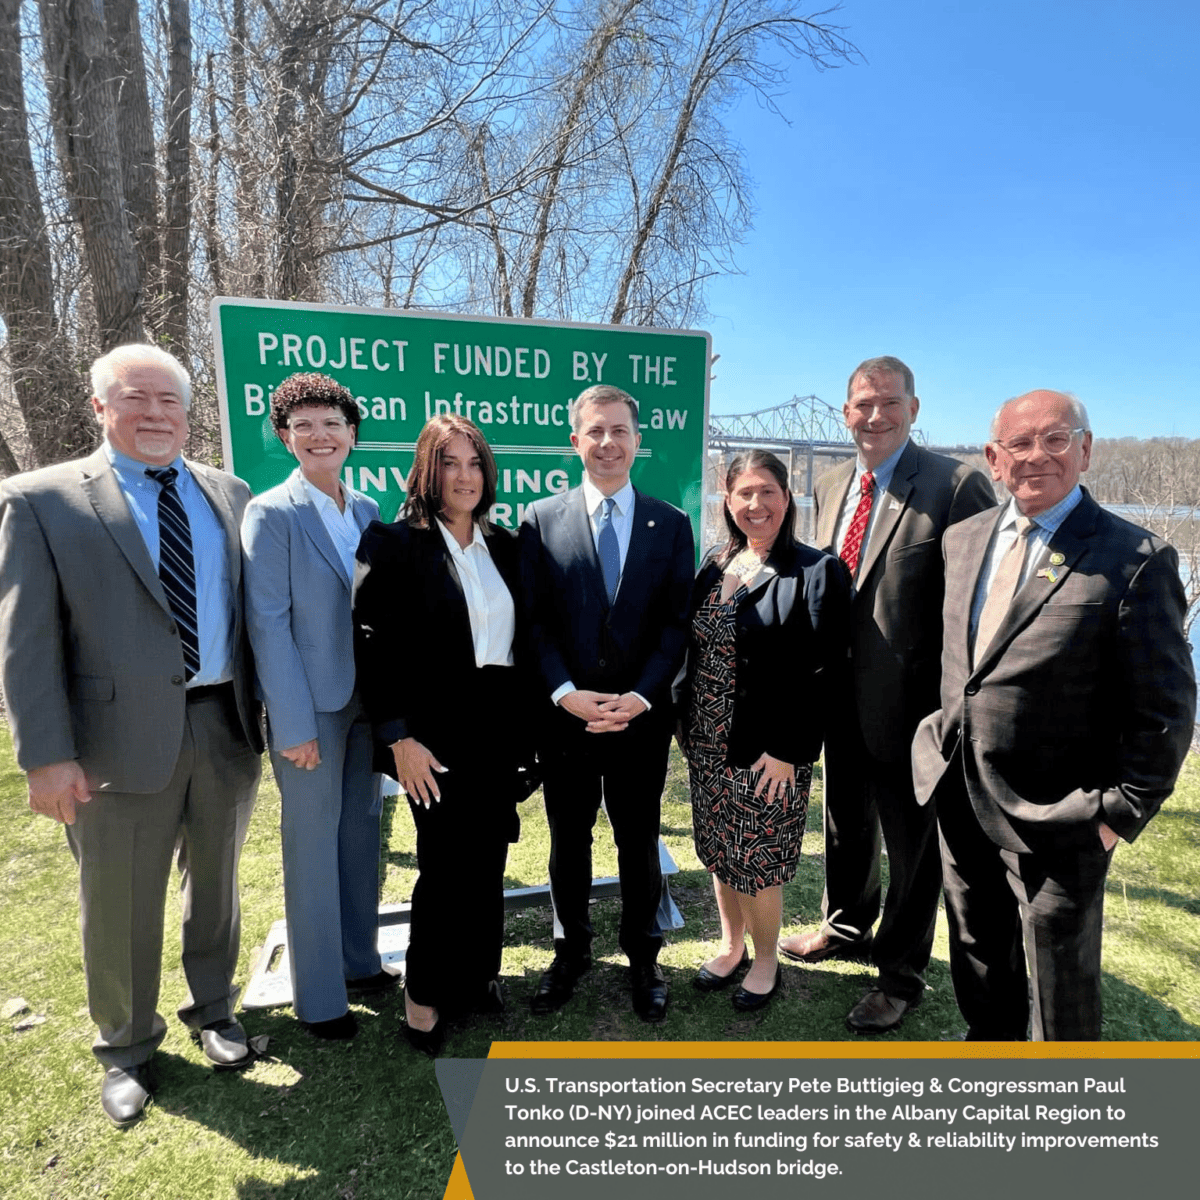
[519, 385, 694, 1022]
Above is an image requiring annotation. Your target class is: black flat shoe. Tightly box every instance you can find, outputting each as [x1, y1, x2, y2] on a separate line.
[692, 948, 751, 993]
[402, 1018, 444, 1057]
[300, 1012, 358, 1040]
[732, 963, 782, 1013]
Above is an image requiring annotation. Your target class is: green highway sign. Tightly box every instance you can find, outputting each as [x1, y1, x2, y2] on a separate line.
[211, 299, 710, 546]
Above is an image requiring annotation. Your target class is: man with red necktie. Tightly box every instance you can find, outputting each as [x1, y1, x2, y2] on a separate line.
[779, 356, 995, 1032]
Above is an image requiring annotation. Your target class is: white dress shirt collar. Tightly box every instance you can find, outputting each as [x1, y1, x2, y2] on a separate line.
[582, 476, 635, 519]
[435, 516, 487, 557]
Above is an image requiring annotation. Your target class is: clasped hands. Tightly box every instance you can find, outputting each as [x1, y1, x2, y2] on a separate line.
[560, 689, 647, 733]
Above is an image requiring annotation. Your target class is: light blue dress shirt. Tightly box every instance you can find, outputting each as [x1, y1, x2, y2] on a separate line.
[104, 443, 234, 686]
[582, 477, 636, 584]
[832, 439, 909, 560]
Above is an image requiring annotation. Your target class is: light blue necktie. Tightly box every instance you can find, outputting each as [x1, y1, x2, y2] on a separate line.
[598, 496, 620, 604]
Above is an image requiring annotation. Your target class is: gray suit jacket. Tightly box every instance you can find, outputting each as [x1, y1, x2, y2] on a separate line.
[814, 440, 996, 762]
[0, 447, 263, 791]
[242, 469, 379, 752]
[912, 490, 1196, 853]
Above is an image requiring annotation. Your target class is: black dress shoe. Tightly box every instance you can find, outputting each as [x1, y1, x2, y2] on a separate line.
[692, 948, 751, 993]
[300, 1012, 358, 1040]
[531, 956, 591, 1016]
[196, 1019, 252, 1069]
[402, 1018, 444, 1057]
[346, 969, 401, 996]
[475, 979, 506, 1015]
[101, 1064, 152, 1127]
[732, 963, 782, 1012]
[631, 963, 669, 1023]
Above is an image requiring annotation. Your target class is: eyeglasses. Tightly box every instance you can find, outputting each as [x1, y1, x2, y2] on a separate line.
[288, 417, 349, 436]
[992, 428, 1086, 458]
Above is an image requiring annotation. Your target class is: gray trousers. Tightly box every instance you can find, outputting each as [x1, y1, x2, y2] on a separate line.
[272, 705, 382, 1024]
[65, 687, 260, 1069]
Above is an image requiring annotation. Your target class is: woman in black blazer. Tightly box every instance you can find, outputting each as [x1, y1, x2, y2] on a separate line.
[675, 450, 849, 1012]
[352, 415, 532, 1054]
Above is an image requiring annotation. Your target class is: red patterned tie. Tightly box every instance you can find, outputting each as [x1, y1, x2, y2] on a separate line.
[839, 470, 875, 576]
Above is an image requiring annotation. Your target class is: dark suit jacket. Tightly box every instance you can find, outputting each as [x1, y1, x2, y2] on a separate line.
[673, 540, 850, 769]
[518, 484, 695, 740]
[814, 440, 996, 762]
[352, 517, 528, 774]
[912, 489, 1196, 854]
[0, 448, 262, 792]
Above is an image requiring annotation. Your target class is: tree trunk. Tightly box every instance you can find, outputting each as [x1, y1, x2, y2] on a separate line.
[105, 0, 160, 332]
[231, 0, 265, 295]
[37, 0, 144, 348]
[0, 0, 92, 468]
[161, 0, 192, 352]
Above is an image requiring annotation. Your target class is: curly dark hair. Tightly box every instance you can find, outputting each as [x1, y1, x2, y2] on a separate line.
[403, 415, 498, 529]
[269, 372, 361, 433]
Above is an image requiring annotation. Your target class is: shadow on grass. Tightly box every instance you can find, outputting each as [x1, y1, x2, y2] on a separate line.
[147, 997, 462, 1200]
[1100, 973, 1200, 1039]
[1107, 878, 1200, 918]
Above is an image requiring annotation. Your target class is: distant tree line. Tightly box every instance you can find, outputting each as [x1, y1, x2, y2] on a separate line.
[0, 0, 858, 473]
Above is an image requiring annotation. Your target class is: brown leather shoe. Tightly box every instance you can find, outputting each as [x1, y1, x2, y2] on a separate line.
[846, 988, 916, 1034]
[778, 930, 872, 964]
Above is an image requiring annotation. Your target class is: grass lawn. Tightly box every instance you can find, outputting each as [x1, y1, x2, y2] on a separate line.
[2, 723, 1197, 1199]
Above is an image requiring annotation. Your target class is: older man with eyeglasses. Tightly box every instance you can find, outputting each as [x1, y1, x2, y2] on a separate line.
[912, 388, 1196, 1040]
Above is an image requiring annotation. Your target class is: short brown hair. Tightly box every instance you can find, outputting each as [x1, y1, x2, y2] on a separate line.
[270, 372, 361, 433]
[403, 415, 498, 528]
[569, 384, 639, 432]
[847, 355, 915, 400]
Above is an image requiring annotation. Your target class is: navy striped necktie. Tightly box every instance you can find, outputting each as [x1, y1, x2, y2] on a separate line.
[146, 466, 201, 678]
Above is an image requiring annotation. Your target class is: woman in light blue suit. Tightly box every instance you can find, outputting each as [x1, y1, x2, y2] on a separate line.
[242, 373, 391, 1040]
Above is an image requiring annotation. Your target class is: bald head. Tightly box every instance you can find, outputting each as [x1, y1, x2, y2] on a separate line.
[985, 390, 1092, 515]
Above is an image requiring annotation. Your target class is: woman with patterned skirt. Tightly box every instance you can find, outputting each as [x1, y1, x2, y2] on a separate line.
[675, 450, 849, 1011]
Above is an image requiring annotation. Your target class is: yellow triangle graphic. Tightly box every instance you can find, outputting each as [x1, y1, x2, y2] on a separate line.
[441, 1152, 474, 1200]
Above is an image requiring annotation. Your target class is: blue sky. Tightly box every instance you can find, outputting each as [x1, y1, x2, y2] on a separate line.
[704, 0, 1199, 446]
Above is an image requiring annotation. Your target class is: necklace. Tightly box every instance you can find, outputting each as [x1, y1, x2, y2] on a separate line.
[727, 545, 769, 586]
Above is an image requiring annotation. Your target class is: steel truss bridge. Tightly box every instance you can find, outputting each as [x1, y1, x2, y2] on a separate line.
[706, 394, 981, 494]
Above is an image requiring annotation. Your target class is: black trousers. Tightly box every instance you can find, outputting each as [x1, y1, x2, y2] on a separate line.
[818, 718, 941, 1002]
[403, 667, 521, 1012]
[542, 719, 671, 969]
[937, 770, 1112, 1041]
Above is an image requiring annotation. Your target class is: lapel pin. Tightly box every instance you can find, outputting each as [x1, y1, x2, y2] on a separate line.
[1037, 566, 1060, 583]
[1049, 552, 1065, 565]
[647, 520, 656, 527]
